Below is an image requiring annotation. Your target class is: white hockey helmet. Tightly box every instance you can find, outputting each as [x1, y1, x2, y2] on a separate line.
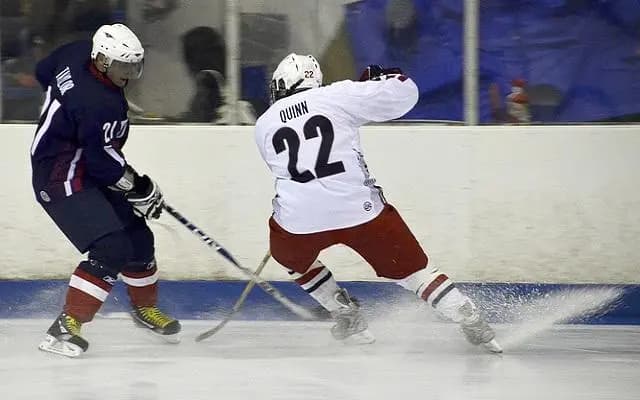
[91, 24, 144, 79]
[270, 53, 322, 103]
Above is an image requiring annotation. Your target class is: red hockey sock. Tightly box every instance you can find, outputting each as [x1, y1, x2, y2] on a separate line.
[64, 267, 114, 322]
[121, 267, 159, 307]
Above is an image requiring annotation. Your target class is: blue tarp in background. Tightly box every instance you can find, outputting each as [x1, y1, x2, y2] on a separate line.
[345, 0, 640, 122]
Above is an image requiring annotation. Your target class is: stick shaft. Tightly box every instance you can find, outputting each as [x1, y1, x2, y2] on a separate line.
[163, 204, 313, 320]
[195, 251, 271, 342]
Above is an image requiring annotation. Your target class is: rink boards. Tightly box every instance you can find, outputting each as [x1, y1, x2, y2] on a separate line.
[1, 124, 639, 322]
[1, 280, 639, 324]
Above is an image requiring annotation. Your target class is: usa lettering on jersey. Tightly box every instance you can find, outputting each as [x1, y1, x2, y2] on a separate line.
[56, 67, 75, 96]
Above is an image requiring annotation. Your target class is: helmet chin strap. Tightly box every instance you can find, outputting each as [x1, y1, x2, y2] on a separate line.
[285, 79, 305, 97]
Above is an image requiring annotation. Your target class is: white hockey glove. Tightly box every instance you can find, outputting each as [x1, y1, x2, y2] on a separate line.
[110, 165, 164, 220]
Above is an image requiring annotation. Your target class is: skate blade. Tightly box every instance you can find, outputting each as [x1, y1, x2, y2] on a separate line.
[131, 316, 181, 344]
[137, 326, 181, 344]
[341, 329, 376, 345]
[38, 335, 84, 358]
[482, 339, 503, 354]
[158, 332, 181, 344]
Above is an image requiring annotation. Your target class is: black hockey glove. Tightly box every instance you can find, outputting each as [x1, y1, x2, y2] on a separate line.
[110, 165, 164, 220]
[127, 175, 164, 220]
[358, 64, 404, 81]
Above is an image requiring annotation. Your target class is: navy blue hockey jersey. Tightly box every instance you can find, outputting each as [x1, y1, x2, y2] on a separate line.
[30, 40, 130, 202]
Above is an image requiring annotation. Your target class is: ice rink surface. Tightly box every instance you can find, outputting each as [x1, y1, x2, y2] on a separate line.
[1, 318, 638, 400]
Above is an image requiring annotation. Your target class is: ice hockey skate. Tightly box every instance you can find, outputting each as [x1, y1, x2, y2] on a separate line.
[131, 305, 182, 343]
[38, 312, 89, 358]
[330, 289, 375, 345]
[459, 301, 502, 353]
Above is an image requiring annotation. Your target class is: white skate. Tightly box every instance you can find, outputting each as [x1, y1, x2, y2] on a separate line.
[459, 302, 502, 353]
[330, 289, 375, 345]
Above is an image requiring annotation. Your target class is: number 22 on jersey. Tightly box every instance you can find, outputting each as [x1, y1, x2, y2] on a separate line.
[272, 115, 345, 183]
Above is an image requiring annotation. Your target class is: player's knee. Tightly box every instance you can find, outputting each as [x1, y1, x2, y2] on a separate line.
[371, 249, 428, 280]
[122, 257, 157, 274]
[128, 223, 155, 263]
[286, 259, 325, 279]
[88, 230, 134, 271]
[273, 252, 315, 275]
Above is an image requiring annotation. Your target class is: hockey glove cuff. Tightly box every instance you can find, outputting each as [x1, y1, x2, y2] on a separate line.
[358, 65, 404, 81]
[126, 175, 164, 220]
[110, 165, 164, 220]
[109, 165, 140, 192]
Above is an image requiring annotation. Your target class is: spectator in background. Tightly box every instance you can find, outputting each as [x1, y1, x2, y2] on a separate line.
[169, 26, 255, 124]
[489, 79, 531, 124]
[346, 0, 640, 123]
[29, 0, 116, 53]
[142, 0, 178, 23]
[1, 0, 120, 121]
[1, 34, 45, 120]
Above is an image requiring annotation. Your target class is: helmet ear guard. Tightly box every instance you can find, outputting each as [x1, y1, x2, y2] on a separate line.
[270, 77, 304, 103]
[269, 78, 286, 103]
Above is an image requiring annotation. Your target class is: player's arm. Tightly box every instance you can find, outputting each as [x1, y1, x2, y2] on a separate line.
[34, 42, 79, 90]
[253, 119, 270, 163]
[77, 108, 163, 219]
[76, 107, 128, 186]
[337, 65, 419, 124]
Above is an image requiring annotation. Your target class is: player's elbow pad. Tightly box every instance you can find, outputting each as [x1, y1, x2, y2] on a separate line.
[396, 79, 419, 116]
[379, 79, 419, 120]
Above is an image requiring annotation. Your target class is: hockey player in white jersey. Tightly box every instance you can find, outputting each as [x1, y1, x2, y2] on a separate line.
[254, 54, 501, 353]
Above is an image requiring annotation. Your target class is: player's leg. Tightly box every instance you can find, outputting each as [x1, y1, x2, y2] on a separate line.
[269, 217, 374, 344]
[120, 219, 181, 341]
[37, 188, 128, 357]
[106, 189, 181, 341]
[290, 259, 372, 344]
[345, 204, 501, 353]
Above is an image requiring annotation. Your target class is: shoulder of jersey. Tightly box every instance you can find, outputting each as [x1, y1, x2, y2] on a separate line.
[255, 106, 271, 127]
[323, 79, 360, 94]
[66, 70, 121, 112]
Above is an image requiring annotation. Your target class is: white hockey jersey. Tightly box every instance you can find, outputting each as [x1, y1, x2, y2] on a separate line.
[254, 75, 419, 234]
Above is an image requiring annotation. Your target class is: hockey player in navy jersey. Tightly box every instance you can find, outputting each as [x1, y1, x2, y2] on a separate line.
[31, 24, 180, 357]
[254, 56, 501, 353]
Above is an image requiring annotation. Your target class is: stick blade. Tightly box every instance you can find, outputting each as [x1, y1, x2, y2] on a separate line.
[195, 318, 232, 342]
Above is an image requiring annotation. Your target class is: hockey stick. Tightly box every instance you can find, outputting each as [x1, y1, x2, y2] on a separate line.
[163, 203, 314, 320]
[195, 250, 271, 342]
